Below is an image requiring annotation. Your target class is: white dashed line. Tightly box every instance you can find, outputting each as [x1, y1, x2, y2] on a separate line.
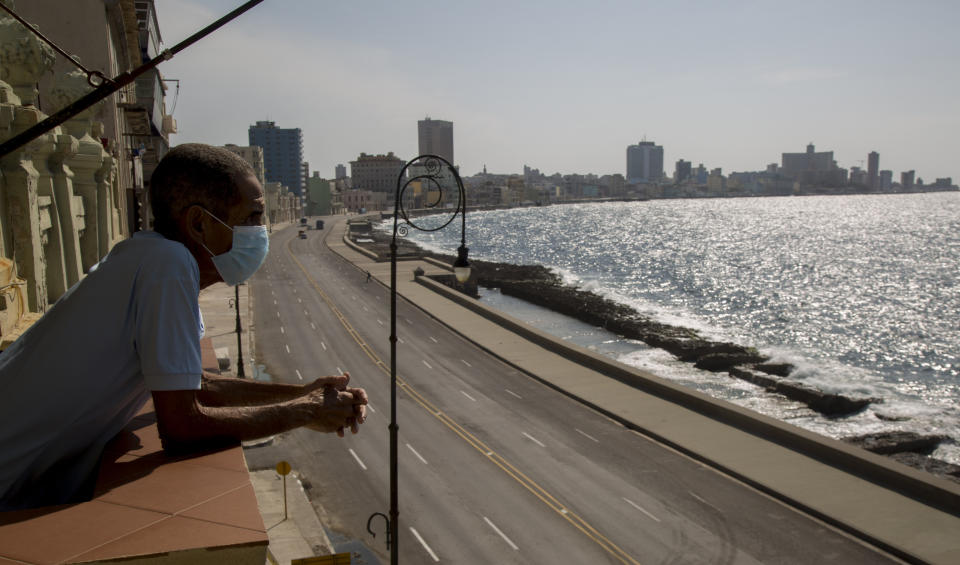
[273, 299, 277, 305]
[377, 319, 384, 326]
[410, 527, 439, 562]
[461, 359, 472, 367]
[576, 428, 599, 443]
[623, 497, 661, 522]
[295, 369, 303, 381]
[689, 491, 721, 513]
[505, 389, 522, 399]
[349, 448, 367, 471]
[522, 432, 546, 447]
[460, 391, 477, 402]
[404, 318, 413, 325]
[298, 298, 302, 303]
[483, 516, 519, 551]
[429, 336, 438, 343]
[276, 311, 280, 318]
[303, 310, 308, 316]
[362, 306, 369, 312]
[285, 344, 291, 354]
[367, 404, 376, 413]
[398, 338, 405, 344]
[406, 443, 428, 465]
[320, 341, 327, 351]
[422, 360, 433, 370]
[310, 323, 316, 330]
[337, 367, 343, 375]
[280, 326, 285, 334]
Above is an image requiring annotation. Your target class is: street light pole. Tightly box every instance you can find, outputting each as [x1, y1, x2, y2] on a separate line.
[234, 284, 245, 378]
[367, 155, 470, 565]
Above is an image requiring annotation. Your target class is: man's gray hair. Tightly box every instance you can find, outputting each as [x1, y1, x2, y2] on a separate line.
[149, 143, 255, 239]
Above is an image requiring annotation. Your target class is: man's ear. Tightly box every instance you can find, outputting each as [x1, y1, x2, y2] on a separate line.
[182, 204, 208, 246]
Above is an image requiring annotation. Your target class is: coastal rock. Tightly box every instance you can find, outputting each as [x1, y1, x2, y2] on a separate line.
[888, 453, 960, 483]
[694, 352, 769, 372]
[754, 362, 795, 377]
[727, 366, 874, 417]
[844, 431, 947, 455]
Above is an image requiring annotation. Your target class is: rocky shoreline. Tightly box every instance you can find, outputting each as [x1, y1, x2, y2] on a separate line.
[357, 224, 959, 482]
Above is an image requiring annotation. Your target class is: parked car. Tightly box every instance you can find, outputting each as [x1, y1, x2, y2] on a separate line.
[298, 230, 307, 239]
[316, 220, 325, 230]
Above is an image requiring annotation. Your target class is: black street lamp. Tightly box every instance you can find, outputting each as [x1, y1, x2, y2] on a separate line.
[228, 285, 245, 378]
[367, 155, 469, 565]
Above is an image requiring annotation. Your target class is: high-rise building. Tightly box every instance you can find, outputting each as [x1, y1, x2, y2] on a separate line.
[248, 120, 304, 196]
[867, 151, 879, 190]
[901, 170, 915, 190]
[675, 159, 692, 183]
[418, 117, 454, 164]
[335, 164, 347, 179]
[626, 141, 664, 183]
[350, 152, 405, 193]
[879, 170, 893, 190]
[780, 143, 845, 187]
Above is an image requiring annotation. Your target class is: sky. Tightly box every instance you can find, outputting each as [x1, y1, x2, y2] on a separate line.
[157, 0, 960, 181]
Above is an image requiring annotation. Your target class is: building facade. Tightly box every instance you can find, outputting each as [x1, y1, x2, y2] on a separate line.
[780, 143, 846, 187]
[335, 163, 347, 179]
[222, 144, 266, 186]
[350, 152, 405, 193]
[867, 151, 879, 190]
[0, 0, 172, 343]
[248, 120, 304, 196]
[626, 141, 664, 183]
[418, 117, 454, 164]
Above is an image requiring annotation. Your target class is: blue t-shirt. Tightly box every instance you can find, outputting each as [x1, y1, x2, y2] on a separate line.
[0, 231, 204, 509]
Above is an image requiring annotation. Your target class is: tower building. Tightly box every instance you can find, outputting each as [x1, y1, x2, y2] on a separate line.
[418, 117, 454, 164]
[248, 121, 304, 196]
[626, 141, 664, 183]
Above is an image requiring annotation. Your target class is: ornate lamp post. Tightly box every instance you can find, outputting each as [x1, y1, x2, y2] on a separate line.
[368, 155, 470, 564]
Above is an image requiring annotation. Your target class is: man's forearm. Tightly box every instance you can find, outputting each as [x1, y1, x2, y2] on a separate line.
[199, 371, 308, 406]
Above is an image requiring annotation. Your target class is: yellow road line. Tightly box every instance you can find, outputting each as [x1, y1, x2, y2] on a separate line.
[284, 237, 642, 565]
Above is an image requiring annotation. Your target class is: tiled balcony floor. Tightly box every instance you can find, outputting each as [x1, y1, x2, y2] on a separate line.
[0, 342, 267, 564]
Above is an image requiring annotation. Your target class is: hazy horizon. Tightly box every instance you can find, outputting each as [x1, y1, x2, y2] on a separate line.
[158, 0, 959, 180]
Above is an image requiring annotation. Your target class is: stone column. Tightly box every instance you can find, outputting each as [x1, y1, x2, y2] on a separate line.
[1, 102, 48, 312]
[51, 69, 105, 271]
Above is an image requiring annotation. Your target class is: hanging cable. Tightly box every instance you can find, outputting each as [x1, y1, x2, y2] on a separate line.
[0, 0, 266, 158]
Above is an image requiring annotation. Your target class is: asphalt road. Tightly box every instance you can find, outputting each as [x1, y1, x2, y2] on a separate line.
[244, 220, 903, 565]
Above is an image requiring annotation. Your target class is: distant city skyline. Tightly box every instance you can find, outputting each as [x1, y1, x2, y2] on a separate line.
[158, 0, 959, 181]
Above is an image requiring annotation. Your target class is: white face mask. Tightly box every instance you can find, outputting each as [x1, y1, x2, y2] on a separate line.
[198, 208, 269, 286]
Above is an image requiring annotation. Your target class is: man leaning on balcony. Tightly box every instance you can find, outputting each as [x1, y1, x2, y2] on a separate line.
[0, 144, 368, 511]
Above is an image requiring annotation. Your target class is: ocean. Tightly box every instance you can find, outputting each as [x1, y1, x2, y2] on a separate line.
[393, 193, 960, 464]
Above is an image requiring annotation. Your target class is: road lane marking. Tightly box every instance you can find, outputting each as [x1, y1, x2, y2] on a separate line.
[576, 428, 599, 443]
[284, 237, 642, 565]
[298, 298, 302, 303]
[689, 491, 721, 513]
[295, 369, 303, 381]
[304, 309, 309, 316]
[406, 443, 428, 465]
[505, 389, 522, 399]
[429, 336, 438, 343]
[460, 391, 477, 402]
[273, 299, 277, 305]
[311, 323, 317, 330]
[337, 367, 343, 375]
[398, 338, 405, 344]
[367, 404, 376, 413]
[461, 359, 472, 367]
[285, 344, 291, 354]
[483, 516, 519, 551]
[377, 319, 384, 326]
[522, 432, 546, 448]
[349, 448, 367, 471]
[292, 288, 297, 293]
[321, 341, 327, 351]
[410, 527, 439, 562]
[422, 360, 433, 370]
[276, 311, 280, 318]
[623, 498, 661, 522]
[280, 326, 285, 334]
[352, 295, 356, 300]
